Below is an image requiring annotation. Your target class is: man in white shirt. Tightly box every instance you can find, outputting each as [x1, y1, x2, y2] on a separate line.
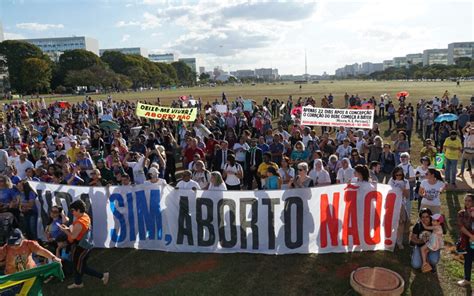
[16, 152, 34, 180]
[8, 123, 20, 140]
[302, 127, 313, 147]
[336, 139, 352, 159]
[176, 170, 201, 190]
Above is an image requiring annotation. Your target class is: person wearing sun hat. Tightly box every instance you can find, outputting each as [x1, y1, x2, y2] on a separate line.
[0, 228, 61, 274]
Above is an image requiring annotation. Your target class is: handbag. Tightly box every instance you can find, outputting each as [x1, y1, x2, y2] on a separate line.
[78, 228, 94, 249]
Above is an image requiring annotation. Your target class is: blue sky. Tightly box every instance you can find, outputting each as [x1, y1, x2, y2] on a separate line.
[1, 0, 473, 75]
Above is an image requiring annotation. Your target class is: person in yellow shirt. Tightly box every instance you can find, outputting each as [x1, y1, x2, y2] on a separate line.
[420, 139, 437, 164]
[66, 140, 81, 163]
[443, 130, 462, 186]
[257, 152, 278, 189]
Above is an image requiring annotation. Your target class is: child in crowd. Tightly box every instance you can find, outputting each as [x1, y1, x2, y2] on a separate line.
[421, 213, 444, 272]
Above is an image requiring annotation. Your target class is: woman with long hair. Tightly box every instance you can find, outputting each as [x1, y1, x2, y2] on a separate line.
[192, 160, 211, 190]
[388, 167, 410, 249]
[265, 167, 281, 189]
[16, 181, 38, 240]
[418, 168, 445, 214]
[353, 165, 370, 182]
[278, 156, 295, 189]
[208, 171, 227, 191]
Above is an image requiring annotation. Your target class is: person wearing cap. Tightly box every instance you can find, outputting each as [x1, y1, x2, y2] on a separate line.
[176, 170, 201, 190]
[443, 130, 462, 187]
[0, 228, 61, 274]
[144, 166, 167, 185]
[420, 139, 437, 165]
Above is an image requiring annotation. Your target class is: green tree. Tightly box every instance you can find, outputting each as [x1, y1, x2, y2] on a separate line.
[199, 72, 210, 82]
[59, 49, 102, 73]
[454, 57, 472, 69]
[171, 61, 195, 86]
[0, 40, 49, 93]
[20, 58, 52, 94]
[64, 68, 99, 88]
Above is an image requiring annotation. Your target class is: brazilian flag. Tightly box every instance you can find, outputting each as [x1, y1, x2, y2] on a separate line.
[0, 263, 64, 296]
[435, 153, 445, 169]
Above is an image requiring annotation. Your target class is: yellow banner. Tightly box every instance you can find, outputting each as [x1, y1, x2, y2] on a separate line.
[136, 102, 197, 121]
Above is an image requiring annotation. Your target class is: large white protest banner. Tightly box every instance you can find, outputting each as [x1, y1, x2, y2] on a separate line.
[29, 182, 401, 254]
[301, 107, 374, 129]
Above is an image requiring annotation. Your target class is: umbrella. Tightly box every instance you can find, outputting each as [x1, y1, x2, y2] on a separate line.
[291, 106, 302, 116]
[397, 91, 409, 98]
[99, 120, 120, 131]
[57, 101, 71, 109]
[434, 113, 458, 123]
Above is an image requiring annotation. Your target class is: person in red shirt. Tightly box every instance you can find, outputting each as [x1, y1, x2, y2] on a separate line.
[183, 138, 204, 167]
[0, 228, 61, 275]
[205, 134, 219, 168]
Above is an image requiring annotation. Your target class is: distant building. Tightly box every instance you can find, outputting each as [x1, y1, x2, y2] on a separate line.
[447, 42, 474, 65]
[231, 69, 256, 78]
[423, 49, 448, 66]
[392, 57, 407, 68]
[179, 58, 197, 73]
[199, 66, 205, 74]
[405, 53, 423, 65]
[360, 62, 383, 75]
[255, 68, 279, 80]
[17, 36, 99, 56]
[100, 47, 148, 57]
[148, 53, 175, 63]
[383, 60, 394, 70]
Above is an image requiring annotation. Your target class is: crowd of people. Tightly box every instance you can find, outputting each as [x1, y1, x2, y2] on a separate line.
[0, 90, 472, 288]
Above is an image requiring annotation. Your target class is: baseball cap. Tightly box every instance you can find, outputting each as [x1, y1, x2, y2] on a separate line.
[7, 228, 24, 246]
[431, 213, 443, 222]
[148, 167, 159, 177]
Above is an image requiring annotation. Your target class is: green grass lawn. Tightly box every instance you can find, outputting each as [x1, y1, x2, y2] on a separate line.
[41, 80, 473, 295]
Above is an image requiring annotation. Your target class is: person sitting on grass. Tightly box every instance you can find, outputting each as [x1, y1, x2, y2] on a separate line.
[456, 206, 474, 255]
[420, 213, 444, 273]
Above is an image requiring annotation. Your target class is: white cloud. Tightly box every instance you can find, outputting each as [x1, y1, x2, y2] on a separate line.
[4, 32, 26, 40]
[16, 22, 64, 31]
[115, 12, 161, 30]
[121, 34, 130, 42]
[115, 20, 140, 27]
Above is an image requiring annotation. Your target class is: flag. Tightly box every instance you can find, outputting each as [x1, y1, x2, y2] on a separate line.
[435, 153, 445, 169]
[0, 263, 64, 296]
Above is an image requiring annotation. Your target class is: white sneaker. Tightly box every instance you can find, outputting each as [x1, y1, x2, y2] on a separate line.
[102, 272, 110, 285]
[67, 283, 84, 289]
[457, 279, 471, 287]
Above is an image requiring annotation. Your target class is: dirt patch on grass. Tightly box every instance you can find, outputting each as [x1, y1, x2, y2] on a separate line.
[335, 262, 360, 279]
[122, 257, 220, 289]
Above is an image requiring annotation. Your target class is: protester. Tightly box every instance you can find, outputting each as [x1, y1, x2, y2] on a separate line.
[308, 159, 331, 187]
[208, 171, 227, 191]
[388, 167, 410, 249]
[418, 168, 445, 214]
[59, 200, 109, 289]
[457, 194, 474, 287]
[410, 208, 441, 271]
[222, 154, 243, 190]
[290, 163, 314, 188]
[176, 170, 201, 190]
[278, 156, 294, 190]
[443, 130, 462, 187]
[0, 228, 61, 274]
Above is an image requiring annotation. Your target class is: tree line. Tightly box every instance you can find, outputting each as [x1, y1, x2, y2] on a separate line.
[348, 58, 474, 81]
[0, 40, 197, 94]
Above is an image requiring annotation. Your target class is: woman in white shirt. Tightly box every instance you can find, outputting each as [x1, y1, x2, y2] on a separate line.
[124, 152, 147, 185]
[222, 154, 243, 190]
[336, 158, 354, 184]
[192, 160, 210, 190]
[278, 156, 295, 190]
[309, 159, 331, 187]
[419, 168, 445, 214]
[208, 171, 227, 191]
[144, 167, 167, 185]
[388, 166, 410, 249]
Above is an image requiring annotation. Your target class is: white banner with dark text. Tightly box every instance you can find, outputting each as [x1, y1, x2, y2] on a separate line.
[29, 182, 401, 254]
[301, 107, 374, 129]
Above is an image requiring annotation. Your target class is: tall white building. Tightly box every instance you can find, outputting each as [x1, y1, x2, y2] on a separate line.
[148, 53, 175, 63]
[392, 57, 407, 68]
[423, 49, 448, 66]
[447, 42, 474, 65]
[405, 53, 423, 65]
[383, 60, 394, 70]
[17, 36, 99, 56]
[100, 47, 148, 57]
